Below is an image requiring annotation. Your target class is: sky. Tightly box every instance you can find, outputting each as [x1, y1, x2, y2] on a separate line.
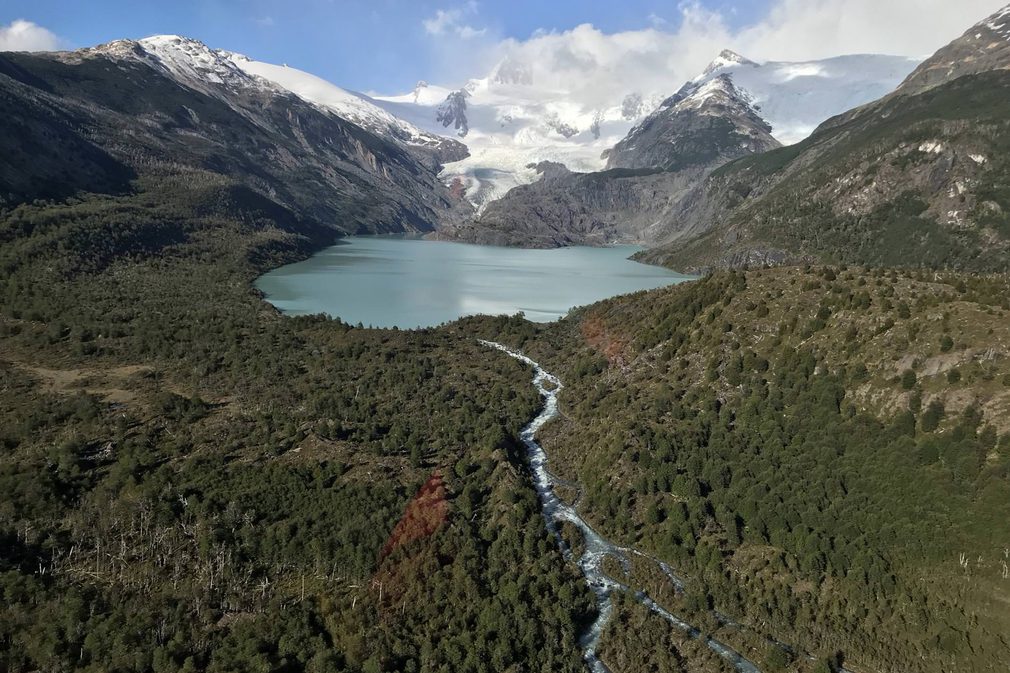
[0, 1, 1006, 95]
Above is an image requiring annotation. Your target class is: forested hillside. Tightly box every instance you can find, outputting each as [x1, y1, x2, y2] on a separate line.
[482, 268, 1010, 673]
[0, 183, 595, 672]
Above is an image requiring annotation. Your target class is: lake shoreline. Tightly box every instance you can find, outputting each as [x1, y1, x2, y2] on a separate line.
[255, 235, 692, 329]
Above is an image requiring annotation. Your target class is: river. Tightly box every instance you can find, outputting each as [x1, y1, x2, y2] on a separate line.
[481, 341, 763, 673]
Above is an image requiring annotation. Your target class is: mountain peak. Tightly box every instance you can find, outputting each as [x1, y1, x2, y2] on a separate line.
[718, 49, 754, 64]
[605, 72, 776, 171]
[490, 56, 533, 86]
[138, 34, 200, 46]
[697, 49, 758, 79]
[678, 74, 747, 110]
[130, 35, 263, 94]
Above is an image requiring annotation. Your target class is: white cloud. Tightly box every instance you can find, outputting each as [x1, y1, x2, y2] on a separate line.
[0, 19, 62, 52]
[457, 25, 487, 39]
[423, 10, 455, 35]
[647, 13, 669, 29]
[254, 16, 276, 28]
[734, 0, 1009, 61]
[423, 2, 485, 40]
[419, 0, 1007, 109]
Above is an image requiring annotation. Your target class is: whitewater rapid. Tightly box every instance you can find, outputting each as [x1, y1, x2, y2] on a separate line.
[481, 341, 762, 673]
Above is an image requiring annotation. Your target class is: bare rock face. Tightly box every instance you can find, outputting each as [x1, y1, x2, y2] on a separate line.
[412, 80, 429, 102]
[436, 90, 470, 137]
[441, 164, 716, 249]
[545, 113, 579, 138]
[491, 57, 533, 86]
[621, 93, 644, 120]
[604, 74, 779, 171]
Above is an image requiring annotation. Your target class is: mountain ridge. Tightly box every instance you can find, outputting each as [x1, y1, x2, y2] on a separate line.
[0, 37, 471, 236]
[372, 50, 915, 212]
[638, 4, 1010, 273]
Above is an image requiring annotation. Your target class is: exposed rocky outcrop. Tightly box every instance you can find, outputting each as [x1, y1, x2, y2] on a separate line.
[603, 74, 779, 171]
[436, 89, 470, 138]
[896, 6, 1010, 95]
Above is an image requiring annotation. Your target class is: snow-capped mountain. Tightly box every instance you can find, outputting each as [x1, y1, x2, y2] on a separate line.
[636, 4, 1010, 273]
[79, 35, 466, 166]
[32, 34, 471, 234]
[604, 73, 780, 171]
[221, 50, 467, 165]
[368, 50, 918, 211]
[66, 35, 920, 217]
[440, 69, 783, 249]
[669, 49, 920, 145]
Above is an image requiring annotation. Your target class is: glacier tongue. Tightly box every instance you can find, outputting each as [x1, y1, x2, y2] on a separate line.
[370, 80, 654, 212]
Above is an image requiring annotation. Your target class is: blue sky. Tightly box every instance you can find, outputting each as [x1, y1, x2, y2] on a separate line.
[1, 1, 1004, 93]
[0, 1, 771, 91]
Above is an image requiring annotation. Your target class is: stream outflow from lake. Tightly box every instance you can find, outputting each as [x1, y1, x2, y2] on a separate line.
[481, 341, 762, 673]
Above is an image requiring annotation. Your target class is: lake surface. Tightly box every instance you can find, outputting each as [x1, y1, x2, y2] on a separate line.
[255, 236, 691, 328]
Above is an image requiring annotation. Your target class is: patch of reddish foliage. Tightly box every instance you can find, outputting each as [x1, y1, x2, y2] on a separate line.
[448, 176, 468, 201]
[379, 471, 449, 563]
[581, 313, 627, 367]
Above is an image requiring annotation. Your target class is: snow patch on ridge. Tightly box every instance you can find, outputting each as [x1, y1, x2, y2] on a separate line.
[136, 36, 264, 94]
[983, 5, 1010, 40]
[118, 36, 454, 156]
[224, 53, 433, 144]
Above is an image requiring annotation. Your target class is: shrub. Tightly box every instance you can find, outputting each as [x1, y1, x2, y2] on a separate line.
[922, 400, 945, 432]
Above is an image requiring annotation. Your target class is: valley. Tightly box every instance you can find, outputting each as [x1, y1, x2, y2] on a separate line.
[3, 4, 1010, 673]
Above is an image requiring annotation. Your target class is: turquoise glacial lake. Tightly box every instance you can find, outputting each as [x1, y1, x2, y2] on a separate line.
[255, 236, 691, 328]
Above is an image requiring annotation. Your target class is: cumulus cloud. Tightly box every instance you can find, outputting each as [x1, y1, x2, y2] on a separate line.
[420, 0, 1006, 105]
[423, 2, 486, 40]
[0, 19, 62, 52]
[647, 14, 669, 29]
[734, 0, 1008, 61]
